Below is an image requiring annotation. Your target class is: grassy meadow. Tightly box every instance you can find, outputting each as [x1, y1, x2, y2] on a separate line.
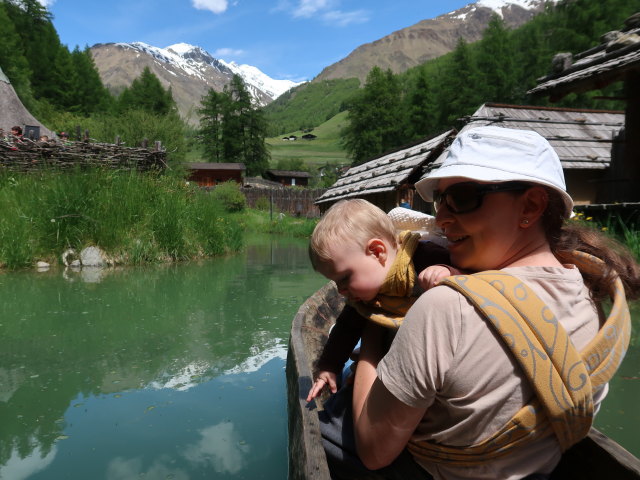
[265, 111, 350, 168]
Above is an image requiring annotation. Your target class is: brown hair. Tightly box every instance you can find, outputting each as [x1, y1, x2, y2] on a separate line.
[543, 189, 640, 301]
[309, 199, 397, 269]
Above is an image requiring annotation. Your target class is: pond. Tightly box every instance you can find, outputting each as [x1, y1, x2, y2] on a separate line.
[0, 235, 638, 479]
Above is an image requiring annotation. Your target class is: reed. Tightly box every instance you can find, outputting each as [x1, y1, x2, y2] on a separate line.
[0, 168, 243, 269]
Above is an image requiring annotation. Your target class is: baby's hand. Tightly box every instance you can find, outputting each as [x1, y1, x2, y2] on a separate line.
[418, 265, 461, 290]
[306, 370, 338, 403]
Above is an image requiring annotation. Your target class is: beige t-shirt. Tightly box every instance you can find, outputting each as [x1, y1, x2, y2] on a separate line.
[377, 265, 607, 480]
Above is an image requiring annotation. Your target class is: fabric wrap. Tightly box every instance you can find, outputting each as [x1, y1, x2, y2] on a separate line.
[349, 230, 421, 329]
[408, 251, 631, 466]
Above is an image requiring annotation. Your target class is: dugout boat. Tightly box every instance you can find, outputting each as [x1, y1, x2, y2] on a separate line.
[286, 282, 640, 480]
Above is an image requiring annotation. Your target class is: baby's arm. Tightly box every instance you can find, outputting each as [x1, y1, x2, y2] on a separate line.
[306, 370, 338, 402]
[418, 264, 463, 290]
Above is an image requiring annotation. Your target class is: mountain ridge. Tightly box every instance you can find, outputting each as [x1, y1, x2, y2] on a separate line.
[313, 0, 551, 83]
[90, 42, 302, 125]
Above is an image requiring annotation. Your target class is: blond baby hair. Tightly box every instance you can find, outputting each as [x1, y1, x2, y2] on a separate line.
[310, 199, 397, 269]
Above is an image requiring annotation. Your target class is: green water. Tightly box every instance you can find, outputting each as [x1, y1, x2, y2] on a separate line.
[0, 236, 326, 479]
[0, 236, 638, 480]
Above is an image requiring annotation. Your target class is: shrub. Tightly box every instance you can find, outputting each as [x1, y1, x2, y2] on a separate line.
[254, 196, 270, 212]
[210, 181, 246, 212]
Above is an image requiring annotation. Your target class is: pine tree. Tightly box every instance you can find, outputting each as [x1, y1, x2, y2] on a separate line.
[198, 88, 226, 162]
[476, 15, 517, 103]
[341, 67, 406, 165]
[69, 47, 113, 115]
[405, 66, 436, 139]
[118, 67, 176, 115]
[198, 75, 270, 176]
[436, 38, 483, 127]
[0, 2, 33, 104]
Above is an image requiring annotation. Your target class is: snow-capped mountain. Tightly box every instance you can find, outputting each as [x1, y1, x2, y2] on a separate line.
[90, 41, 302, 125]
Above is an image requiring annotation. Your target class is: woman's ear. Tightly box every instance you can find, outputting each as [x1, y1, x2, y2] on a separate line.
[366, 239, 388, 263]
[520, 186, 548, 228]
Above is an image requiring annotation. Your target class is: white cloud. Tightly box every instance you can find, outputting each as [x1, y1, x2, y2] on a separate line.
[0, 444, 57, 480]
[322, 9, 369, 27]
[36, 0, 55, 6]
[214, 47, 246, 58]
[294, 0, 333, 18]
[192, 0, 229, 14]
[106, 456, 188, 480]
[182, 421, 250, 474]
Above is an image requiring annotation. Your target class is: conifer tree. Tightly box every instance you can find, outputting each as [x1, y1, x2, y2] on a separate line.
[198, 89, 226, 162]
[477, 15, 517, 103]
[405, 66, 436, 139]
[0, 2, 33, 104]
[341, 66, 406, 165]
[118, 67, 176, 115]
[436, 38, 483, 127]
[198, 75, 270, 177]
[69, 47, 113, 114]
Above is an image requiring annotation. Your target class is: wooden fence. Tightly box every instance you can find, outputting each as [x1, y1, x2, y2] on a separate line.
[0, 137, 167, 172]
[243, 187, 326, 218]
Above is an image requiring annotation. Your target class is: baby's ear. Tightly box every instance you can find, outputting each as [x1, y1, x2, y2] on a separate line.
[367, 239, 388, 261]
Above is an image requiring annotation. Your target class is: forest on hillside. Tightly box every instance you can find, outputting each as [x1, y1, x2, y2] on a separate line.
[265, 0, 640, 164]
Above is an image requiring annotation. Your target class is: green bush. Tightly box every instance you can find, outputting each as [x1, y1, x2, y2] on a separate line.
[254, 196, 270, 212]
[210, 181, 247, 212]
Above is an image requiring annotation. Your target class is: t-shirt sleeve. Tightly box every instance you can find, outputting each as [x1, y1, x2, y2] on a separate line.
[377, 285, 462, 410]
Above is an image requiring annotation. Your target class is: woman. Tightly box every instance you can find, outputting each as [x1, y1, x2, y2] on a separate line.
[320, 126, 640, 480]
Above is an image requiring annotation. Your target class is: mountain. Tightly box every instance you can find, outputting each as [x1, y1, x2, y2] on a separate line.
[90, 42, 303, 125]
[314, 0, 554, 83]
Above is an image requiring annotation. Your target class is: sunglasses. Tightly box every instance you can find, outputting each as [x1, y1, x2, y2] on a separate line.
[433, 181, 530, 214]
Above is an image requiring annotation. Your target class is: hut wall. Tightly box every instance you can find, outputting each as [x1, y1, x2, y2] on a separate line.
[565, 170, 605, 205]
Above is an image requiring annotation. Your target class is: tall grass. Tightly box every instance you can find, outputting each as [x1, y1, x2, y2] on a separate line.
[0, 168, 244, 269]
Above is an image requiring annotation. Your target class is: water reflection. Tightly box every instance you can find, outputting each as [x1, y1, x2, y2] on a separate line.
[0, 236, 326, 479]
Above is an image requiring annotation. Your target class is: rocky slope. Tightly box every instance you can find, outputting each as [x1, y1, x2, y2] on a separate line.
[91, 42, 302, 124]
[313, 0, 552, 83]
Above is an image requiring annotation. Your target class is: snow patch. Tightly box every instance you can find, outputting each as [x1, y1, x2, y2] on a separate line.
[116, 41, 303, 103]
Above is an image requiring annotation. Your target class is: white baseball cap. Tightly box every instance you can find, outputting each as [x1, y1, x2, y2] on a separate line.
[415, 126, 574, 218]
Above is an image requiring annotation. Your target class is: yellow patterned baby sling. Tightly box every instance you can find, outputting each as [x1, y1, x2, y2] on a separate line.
[349, 230, 422, 329]
[408, 251, 631, 466]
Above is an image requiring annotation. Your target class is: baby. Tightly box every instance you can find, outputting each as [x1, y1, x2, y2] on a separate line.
[306, 198, 461, 402]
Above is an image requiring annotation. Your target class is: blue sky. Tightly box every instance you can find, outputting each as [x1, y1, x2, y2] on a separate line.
[43, 0, 473, 82]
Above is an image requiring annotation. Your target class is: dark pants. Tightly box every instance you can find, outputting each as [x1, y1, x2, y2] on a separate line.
[319, 384, 433, 480]
[318, 384, 550, 480]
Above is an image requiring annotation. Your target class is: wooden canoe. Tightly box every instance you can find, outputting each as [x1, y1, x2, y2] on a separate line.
[286, 282, 640, 480]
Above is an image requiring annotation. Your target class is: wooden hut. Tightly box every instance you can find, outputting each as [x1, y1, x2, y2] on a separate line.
[461, 103, 624, 205]
[315, 130, 456, 214]
[265, 169, 311, 187]
[528, 12, 640, 203]
[185, 162, 245, 187]
[0, 66, 55, 139]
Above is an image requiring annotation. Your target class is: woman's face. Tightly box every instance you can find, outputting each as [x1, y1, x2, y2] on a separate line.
[434, 177, 527, 271]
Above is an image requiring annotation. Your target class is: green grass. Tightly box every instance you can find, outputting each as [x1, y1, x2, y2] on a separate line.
[266, 111, 350, 168]
[0, 168, 244, 269]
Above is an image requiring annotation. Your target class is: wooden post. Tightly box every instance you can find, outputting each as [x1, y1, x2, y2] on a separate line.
[142, 138, 148, 149]
[115, 136, 121, 146]
[75, 126, 81, 141]
[625, 70, 640, 202]
[155, 141, 161, 151]
[84, 129, 90, 142]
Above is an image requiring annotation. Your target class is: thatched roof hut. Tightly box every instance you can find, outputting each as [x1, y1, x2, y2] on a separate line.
[0, 66, 54, 139]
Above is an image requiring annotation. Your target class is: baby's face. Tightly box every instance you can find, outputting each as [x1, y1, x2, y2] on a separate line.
[315, 239, 391, 303]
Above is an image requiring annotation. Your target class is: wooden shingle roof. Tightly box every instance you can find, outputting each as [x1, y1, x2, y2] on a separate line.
[528, 14, 640, 100]
[456, 103, 624, 169]
[185, 162, 245, 171]
[315, 130, 455, 205]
